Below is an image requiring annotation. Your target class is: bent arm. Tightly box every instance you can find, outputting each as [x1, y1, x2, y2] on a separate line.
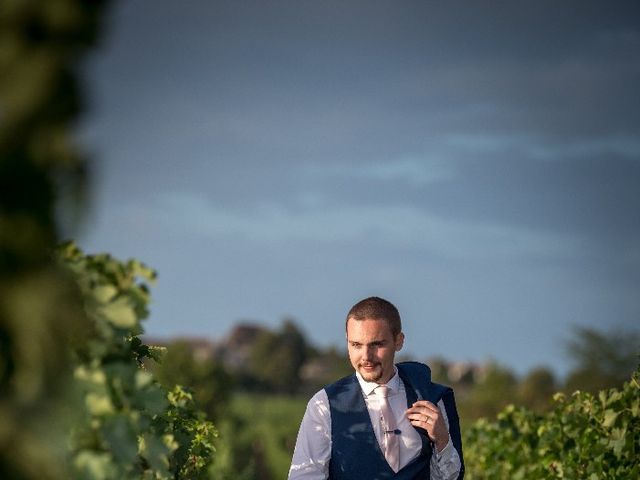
[430, 393, 464, 480]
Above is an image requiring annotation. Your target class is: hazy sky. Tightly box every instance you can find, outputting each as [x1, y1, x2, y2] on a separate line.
[74, 0, 640, 376]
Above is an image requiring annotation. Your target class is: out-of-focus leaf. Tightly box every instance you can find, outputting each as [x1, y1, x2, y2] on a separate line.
[97, 297, 136, 328]
[73, 451, 115, 480]
[102, 415, 138, 463]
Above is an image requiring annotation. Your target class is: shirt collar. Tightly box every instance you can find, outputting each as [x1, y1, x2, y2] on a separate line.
[355, 365, 401, 396]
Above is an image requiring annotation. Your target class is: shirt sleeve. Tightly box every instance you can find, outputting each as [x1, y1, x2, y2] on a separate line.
[430, 399, 462, 480]
[288, 389, 332, 480]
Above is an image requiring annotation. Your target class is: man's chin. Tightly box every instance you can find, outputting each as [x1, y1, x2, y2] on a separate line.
[359, 366, 382, 382]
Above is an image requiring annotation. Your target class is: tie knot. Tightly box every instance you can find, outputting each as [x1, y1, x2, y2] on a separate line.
[376, 385, 390, 398]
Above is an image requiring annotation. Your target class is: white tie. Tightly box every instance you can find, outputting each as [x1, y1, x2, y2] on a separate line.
[376, 385, 400, 472]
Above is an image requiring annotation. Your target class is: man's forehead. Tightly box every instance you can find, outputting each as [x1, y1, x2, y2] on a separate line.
[346, 318, 395, 339]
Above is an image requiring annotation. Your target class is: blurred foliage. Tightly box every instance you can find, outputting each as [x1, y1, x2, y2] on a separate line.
[456, 326, 637, 422]
[516, 366, 557, 412]
[464, 366, 640, 479]
[0, 1, 109, 478]
[1, 1, 222, 477]
[300, 345, 353, 396]
[210, 393, 307, 480]
[0, 257, 87, 479]
[150, 339, 233, 422]
[152, 323, 350, 479]
[564, 325, 639, 394]
[208, 409, 257, 480]
[60, 242, 218, 480]
[458, 363, 519, 420]
[458, 364, 558, 420]
[247, 319, 308, 394]
[0, 0, 107, 265]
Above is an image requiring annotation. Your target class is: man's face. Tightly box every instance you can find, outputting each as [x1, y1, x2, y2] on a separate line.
[346, 317, 404, 384]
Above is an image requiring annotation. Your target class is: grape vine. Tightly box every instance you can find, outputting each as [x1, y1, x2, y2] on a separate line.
[59, 242, 217, 480]
[463, 365, 640, 479]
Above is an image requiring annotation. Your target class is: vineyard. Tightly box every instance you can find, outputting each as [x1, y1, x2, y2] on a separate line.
[464, 368, 639, 479]
[1, 240, 637, 479]
[1, 0, 638, 478]
[59, 245, 640, 480]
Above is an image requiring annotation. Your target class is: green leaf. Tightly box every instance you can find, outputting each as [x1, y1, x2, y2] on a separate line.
[135, 384, 169, 416]
[599, 390, 608, 407]
[102, 415, 138, 463]
[85, 392, 114, 415]
[93, 284, 118, 304]
[59, 245, 218, 478]
[603, 409, 618, 428]
[98, 297, 137, 328]
[608, 428, 626, 457]
[147, 345, 166, 363]
[74, 451, 116, 480]
[139, 433, 172, 474]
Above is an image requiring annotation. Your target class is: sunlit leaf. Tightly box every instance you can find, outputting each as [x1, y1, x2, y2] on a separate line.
[97, 297, 136, 328]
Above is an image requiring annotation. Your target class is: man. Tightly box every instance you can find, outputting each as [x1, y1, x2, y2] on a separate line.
[289, 297, 464, 480]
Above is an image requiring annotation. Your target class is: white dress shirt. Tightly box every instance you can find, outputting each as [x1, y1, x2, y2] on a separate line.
[288, 368, 462, 479]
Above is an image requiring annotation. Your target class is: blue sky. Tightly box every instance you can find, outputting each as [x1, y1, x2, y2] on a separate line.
[73, 0, 640, 376]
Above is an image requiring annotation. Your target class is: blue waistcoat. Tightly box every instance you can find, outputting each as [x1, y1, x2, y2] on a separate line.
[325, 361, 464, 480]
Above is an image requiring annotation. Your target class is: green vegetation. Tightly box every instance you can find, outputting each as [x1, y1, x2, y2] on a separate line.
[1, 1, 220, 476]
[453, 326, 638, 422]
[1, 1, 111, 478]
[206, 393, 307, 480]
[464, 366, 640, 479]
[565, 326, 640, 394]
[150, 339, 234, 423]
[223, 393, 307, 480]
[247, 320, 308, 394]
[60, 243, 217, 479]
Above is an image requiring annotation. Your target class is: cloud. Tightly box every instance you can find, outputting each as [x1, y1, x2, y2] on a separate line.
[144, 191, 582, 262]
[303, 157, 456, 187]
[445, 133, 640, 160]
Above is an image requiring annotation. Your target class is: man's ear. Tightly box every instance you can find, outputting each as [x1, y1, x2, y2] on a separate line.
[395, 332, 405, 351]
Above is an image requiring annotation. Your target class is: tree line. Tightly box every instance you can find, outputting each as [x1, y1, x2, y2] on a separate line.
[147, 316, 639, 422]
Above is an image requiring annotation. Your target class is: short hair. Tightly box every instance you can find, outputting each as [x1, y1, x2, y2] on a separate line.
[346, 296, 402, 337]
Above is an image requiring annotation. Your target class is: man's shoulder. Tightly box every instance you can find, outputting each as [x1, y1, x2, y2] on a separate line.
[397, 361, 454, 401]
[396, 360, 433, 381]
[305, 387, 330, 410]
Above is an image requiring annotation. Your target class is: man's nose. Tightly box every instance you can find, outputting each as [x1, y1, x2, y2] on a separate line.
[363, 346, 375, 360]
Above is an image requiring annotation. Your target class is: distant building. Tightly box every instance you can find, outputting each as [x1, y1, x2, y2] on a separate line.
[424, 356, 487, 386]
[447, 361, 477, 384]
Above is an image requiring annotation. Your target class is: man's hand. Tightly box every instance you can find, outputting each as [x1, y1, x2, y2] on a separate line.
[405, 400, 449, 452]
